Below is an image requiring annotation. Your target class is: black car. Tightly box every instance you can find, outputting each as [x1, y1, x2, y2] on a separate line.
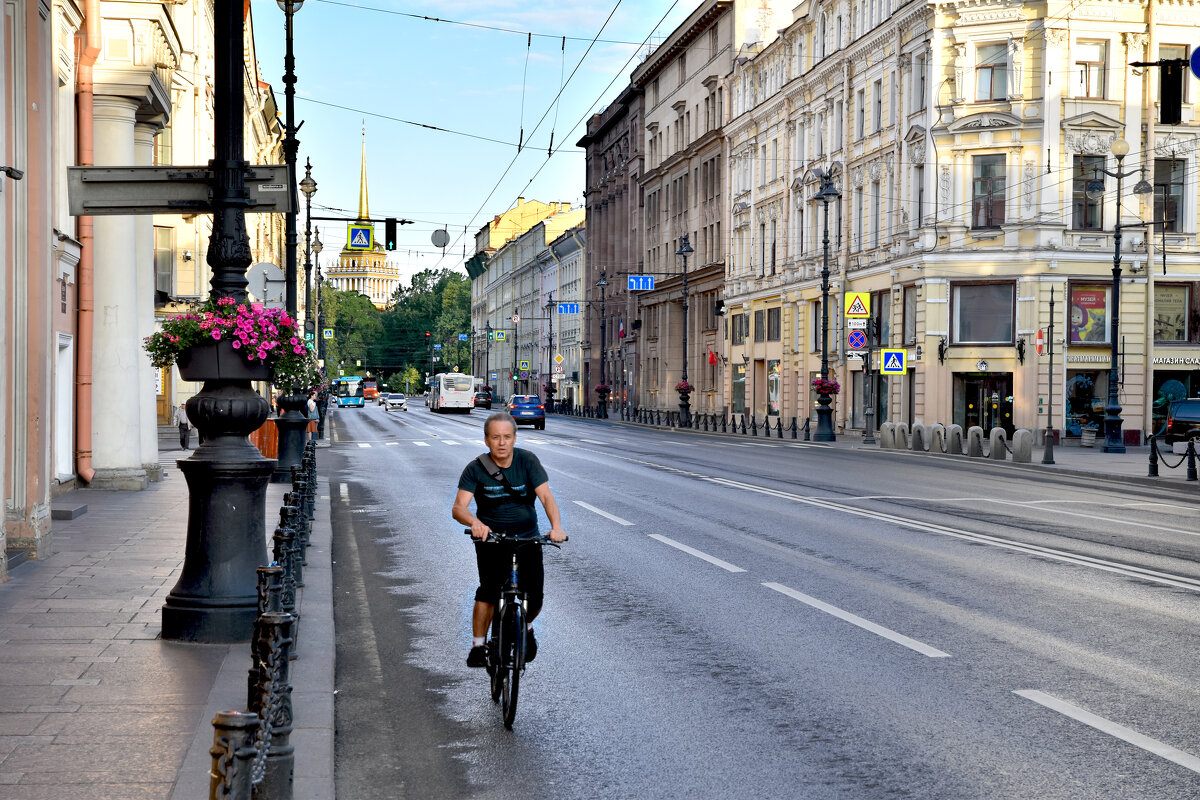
[473, 389, 493, 410]
[1164, 398, 1200, 445]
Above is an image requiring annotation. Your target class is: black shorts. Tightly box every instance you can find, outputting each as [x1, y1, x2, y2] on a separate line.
[474, 539, 544, 615]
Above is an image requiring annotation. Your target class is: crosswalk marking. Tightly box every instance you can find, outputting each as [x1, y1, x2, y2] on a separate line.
[444, 440, 461, 446]
[385, 442, 398, 446]
[357, 443, 371, 448]
[414, 441, 431, 447]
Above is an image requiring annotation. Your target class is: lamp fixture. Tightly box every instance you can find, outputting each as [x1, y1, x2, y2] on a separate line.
[1016, 337, 1026, 364]
[937, 336, 947, 364]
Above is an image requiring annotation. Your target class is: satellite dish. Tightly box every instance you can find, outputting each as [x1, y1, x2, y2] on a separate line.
[431, 228, 449, 248]
[246, 261, 285, 308]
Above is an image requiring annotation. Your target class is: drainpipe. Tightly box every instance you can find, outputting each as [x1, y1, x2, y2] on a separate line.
[73, 0, 100, 484]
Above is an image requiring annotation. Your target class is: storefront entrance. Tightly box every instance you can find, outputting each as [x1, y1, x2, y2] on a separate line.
[953, 372, 1014, 435]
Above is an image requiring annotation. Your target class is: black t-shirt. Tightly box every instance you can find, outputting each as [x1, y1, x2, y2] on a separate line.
[458, 448, 549, 534]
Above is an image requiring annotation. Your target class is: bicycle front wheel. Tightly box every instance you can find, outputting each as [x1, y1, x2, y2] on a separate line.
[501, 603, 524, 729]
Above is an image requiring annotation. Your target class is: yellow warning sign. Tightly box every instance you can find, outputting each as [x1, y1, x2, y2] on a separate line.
[845, 292, 871, 318]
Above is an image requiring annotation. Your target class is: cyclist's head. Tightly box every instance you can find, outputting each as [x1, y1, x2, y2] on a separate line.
[483, 412, 517, 438]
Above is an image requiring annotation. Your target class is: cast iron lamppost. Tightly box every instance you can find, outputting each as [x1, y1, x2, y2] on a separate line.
[299, 158, 317, 330]
[313, 230, 328, 438]
[815, 170, 840, 442]
[676, 235, 693, 427]
[1084, 138, 1152, 453]
[595, 273, 609, 417]
[278, 0, 304, 316]
[544, 293, 556, 412]
[1042, 286, 1056, 464]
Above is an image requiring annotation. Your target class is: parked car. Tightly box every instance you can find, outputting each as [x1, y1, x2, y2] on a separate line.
[473, 389, 493, 410]
[1164, 398, 1200, 445]
[383, 392, 408, 412]
[507, 394, 545, 430]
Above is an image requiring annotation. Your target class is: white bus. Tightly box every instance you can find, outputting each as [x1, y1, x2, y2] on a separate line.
[427, 372, 475, 413]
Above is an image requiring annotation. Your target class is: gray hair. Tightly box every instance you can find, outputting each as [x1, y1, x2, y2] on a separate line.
[483, 412, 517, 436]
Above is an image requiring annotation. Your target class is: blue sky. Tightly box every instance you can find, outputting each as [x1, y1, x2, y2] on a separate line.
[249, 0, 693, 285]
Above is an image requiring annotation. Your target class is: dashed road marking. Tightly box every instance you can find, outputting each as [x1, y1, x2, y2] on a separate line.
[648, 534, 745, 573]
[573, 500, 634, 526]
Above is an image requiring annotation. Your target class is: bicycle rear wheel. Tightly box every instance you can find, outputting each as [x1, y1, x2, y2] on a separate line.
[500, 603, 524, 729]
[488, 616, 502, 703]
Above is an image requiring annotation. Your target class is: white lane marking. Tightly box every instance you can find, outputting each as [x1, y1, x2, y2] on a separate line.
[385, 442, 398, 446]
[669, 442, 697, 447]
[573, 500, 634, 527]
[339, 483, 348, 500]
[1015, 690, 1200, 774]
[982, 498, 1199, 538]
[413, 441, 431, 447]
[648, 534, 746, 573]
[763, 582, 950, 658]
[579, 438, 606, 445]
[357, 442, 371, 448]
[443, 440, 461, 446]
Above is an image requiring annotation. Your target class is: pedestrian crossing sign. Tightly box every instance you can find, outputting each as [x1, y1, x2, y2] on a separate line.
[347, 224, 373, 250]
[494, 330, 506, 341]
[845, 292, 870, 318]
[519, 360, 530, 371]
[881, 348, 907, 374]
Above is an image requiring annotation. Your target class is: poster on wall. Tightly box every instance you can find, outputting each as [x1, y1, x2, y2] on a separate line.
[1069, 285, 1109, 344]
[1154, 285, 1188, 342]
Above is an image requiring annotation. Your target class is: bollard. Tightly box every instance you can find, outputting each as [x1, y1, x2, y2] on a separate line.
[803, 417, 811, 441]
[210, 710, 259, 800]
[1188, 439, 1197, 482]
[790, 417, 797, 439]
[721, 414, 728, 433]
[750, 416, 757, 436]
[776, 418, 783, 438]
[279, 496, 304, 589]
[272, 511, 298, 622]
[248, 611, 295, 800]
[740, 414, 747, 435]
[256, 564, 284, 616]
[1148, 434, 1159, 478]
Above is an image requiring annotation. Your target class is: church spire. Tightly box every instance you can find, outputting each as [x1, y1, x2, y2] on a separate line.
[357, 122, 369, 222]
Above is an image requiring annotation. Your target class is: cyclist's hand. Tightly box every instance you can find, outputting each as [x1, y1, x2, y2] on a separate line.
[470, 521, 491, 540]
[547, 527, 567, 543]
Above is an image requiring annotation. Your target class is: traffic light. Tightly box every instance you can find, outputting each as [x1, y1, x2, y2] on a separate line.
[425, 331, 431, 343]
[1161, 60, 1186, 125]
[385, 217, 397, 250]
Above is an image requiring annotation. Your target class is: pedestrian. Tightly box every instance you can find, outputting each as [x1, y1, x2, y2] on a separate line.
[452, 412, 566, 668]
[173, 402, 193, 450]
[307, 392, 319, 440]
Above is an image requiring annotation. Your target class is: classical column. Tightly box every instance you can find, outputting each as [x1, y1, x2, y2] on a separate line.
[134, 120, 161, 481]
[90, 96, 148, 489]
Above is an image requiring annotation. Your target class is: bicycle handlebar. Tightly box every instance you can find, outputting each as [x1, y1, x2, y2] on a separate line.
[462, 528, 567, 547]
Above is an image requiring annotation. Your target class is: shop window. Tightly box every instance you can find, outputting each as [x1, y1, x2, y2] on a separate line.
[1154, 158, 1185, 233]
[975, 44, 1008, 101]
[1154, 283, 1196, 342]
[754, 309, 766, 342]
[732, 362, 746, 414]
[767, 361, 782, 416]
[1072, 155, 1104, 229]
[1068, 284, 1110, 344]
[767, 307, 781, 341]
[952, 282, 1014, 344]
[972, 155, 1006, 229]
[731, 313, 747, 345]
[1065, 371, 1105, 437]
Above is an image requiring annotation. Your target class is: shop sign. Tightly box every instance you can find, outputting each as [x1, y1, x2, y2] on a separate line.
[1066, 354, 1109, 363]
[1069, 285, 1109, 344]
[1153, 356, 1200, 366]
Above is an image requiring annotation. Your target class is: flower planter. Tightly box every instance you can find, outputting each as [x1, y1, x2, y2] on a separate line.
[177, 340, 273, 382]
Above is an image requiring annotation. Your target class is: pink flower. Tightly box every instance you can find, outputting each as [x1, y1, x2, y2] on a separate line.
[210, 331, 222, 340]
[231, 340, 241, 349]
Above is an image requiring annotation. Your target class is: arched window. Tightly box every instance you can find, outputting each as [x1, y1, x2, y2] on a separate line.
[835, 15, 842, 50]
[819, 14, 828, 59]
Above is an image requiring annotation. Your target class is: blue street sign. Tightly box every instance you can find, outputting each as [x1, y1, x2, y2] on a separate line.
[1191, 48, 1200, 81]
[494, 330, 506, 341]
[628, 275, 655, 291]
[458, 333, 468, 341]
[322, 328, 333, 339]
[433, 343, 442, 350]
[346, 224, 372, 250]
[557, 302, 580, 314]
[847, 329, 867, 350]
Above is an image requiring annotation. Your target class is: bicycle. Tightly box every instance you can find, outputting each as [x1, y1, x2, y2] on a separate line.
[464, 528, 565, 729]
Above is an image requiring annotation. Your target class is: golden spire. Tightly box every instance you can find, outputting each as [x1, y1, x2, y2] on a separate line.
[357, 122, 369, 222]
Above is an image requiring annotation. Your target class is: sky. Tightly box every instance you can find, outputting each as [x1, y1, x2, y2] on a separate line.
[249, 0, 695, 287]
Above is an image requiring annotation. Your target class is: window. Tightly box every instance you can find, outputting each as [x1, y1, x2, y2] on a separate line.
[871, 180, 881, 249]
[1154, 158, 1185, 233]
[154, 123, 172, 166]
[732, 313, 747, 345]
[1072, 155, 1104, 229]
[1161, 45, 1189, 102]
[1068, 284, 1110, 344]
[811, 299, 823, 352]
[767, 307, 781, 341]
[754, 309, 766, 342]
[914, 53, 927, 111]
[1154, 284, 1190, 342]
[953, 283, 1015, 344]
[903, 286, 916, 344]
[872, 80, 883, 131]
[855, 89, 865, 139]
[1075, 41, 1106, 99]
[834, 100, 844, 150]
[769, 219, 777, 274]
[972, 155, 1006, 229]
[771, 139, 779, 181]
[853, 188, 863, 250]
[678, 54, 686, 85]
[869, 290, 891, 346]
[975, 44, 1008, 101]
[914, 165, 925, 229]
[154, 226, 173, 295]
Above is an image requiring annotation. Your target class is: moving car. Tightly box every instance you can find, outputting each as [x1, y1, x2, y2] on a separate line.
[473, 388, 493, 410]
[383, 392, 408, 412]
[1164, 398, 1200, 445]
[507, 394, 545, 430]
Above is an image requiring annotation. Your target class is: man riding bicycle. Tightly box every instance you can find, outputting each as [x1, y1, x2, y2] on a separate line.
[452, 412, 566, 668]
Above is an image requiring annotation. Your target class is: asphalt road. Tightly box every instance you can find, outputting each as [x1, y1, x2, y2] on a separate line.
[328, 401, 1200, 800]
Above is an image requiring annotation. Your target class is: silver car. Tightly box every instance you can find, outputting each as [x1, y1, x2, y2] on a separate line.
[383, 392, 408, 412]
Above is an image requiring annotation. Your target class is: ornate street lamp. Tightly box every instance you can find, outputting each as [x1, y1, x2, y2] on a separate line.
[596, 272, 609, 418]
[1084, 138, 1152, 453]
[544, 294, 556, 412]
[815, 170, 841, 442]
[277, 0, 304, 316]
[676, 235, 694, 428]
[299, 158, 317, 331]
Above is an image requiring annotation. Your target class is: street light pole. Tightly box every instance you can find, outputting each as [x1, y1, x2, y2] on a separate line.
[596, 273, 609, 417]
[676, 235, 694, 427]
[815, 170, 840, 442]
[277, 0, 304, 316]
[312, 230, 327, 439]
[1084, 138, 1152, 453]
[544, 294, 555, 411]
[299, 158, 316, 333]
[1042, 286, 1056, 464]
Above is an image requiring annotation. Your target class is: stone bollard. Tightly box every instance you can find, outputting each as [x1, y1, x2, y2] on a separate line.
[1188, 439, 1197, 482]
[1011, 429, 1033, 463]
[209, 710, 259, 800]
[893, 422, 910, 450]
[910, 423, 928, 452]
[248, 611, 295, 800]
[930, 424, 946, 453]
[989, 428, 1008, 460]
[966, 426, 985, 457]
[878, 422, 895, 449]
[946, 424, 965, 455]
[1149, 434, 1159, 477]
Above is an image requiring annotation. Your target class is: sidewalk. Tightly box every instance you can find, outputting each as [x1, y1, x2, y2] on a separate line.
[0, 432, 334, 800]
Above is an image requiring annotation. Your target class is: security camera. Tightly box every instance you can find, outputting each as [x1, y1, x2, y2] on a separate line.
[0, 166, 23, 180]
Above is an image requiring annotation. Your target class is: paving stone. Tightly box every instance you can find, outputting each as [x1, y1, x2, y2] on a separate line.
[0, 715, 46, 736]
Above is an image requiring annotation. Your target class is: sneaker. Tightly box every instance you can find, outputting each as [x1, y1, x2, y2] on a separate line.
[466, 644, 488, 668]
[524, 628, 537, 663]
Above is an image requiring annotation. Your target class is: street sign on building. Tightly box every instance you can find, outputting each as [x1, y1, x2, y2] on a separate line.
[881, 349, 907, 374]
[628, 275, 655, 291]
[346, 224, 372, 250]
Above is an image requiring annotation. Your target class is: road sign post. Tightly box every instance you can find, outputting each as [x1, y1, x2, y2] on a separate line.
[67, 165, 292, 216]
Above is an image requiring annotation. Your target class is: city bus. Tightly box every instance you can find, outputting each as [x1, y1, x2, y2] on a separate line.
[332, 376, 365, 408]
[426, 372, 474, 413]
